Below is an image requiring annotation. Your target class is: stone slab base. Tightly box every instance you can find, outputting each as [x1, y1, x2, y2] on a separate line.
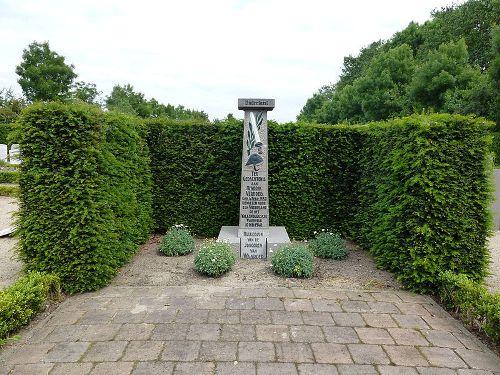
[218, 226, 290, 258]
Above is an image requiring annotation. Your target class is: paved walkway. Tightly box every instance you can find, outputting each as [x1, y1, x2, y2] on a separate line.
[0, 285, 499, 375]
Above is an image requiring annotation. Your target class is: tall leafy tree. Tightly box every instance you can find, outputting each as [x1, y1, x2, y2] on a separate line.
[71, 81, 102, 105]
[0, 88, 27, 123]
[15, 41, 77, 102]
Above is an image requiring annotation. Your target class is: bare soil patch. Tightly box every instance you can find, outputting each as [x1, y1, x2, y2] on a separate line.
[113, 235, 403, 290]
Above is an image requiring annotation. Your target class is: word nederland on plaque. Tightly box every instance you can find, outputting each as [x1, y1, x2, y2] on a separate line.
[237, 98, 274, 259]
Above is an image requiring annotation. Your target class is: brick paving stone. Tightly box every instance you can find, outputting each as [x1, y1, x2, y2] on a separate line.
[174, 361, 215, 374]
[21, 325, 55, 344]
[377, 365, 419, 375]
[161, 340, 201, 361]
[355, 327, 394, 344]
[0, 365, 12, 375]
[337, 364, 378, 374]
[238, 341, 275, 362]
[45, 325, 86, 342]
[107, 297, 141, 309]
[322, 326, 360, 344]
[79, 309, 117, 324]
[82, 341, 128, 362]
[168, 296, 198, 308]
[45, 342, 90, 362]
[241, 288, 268, 297]
[396, 303, 431, 316]
[221, 324, 256, 341]
[346, 292, 375, 301]
[271, 311, 303, 325]
[301, 311, 335, 326]
[420, 347, 467, 368]
[362, 313, 398, 328]
[255, 297, 285, 310]
[121, 340, 163, 361]
[290, 325, 325, 342]
[332, 312, 366, 327]
[10, 364, 53, 375]
[382, 345, 429, 366]
[341, 301, 371, 313]
[284, 299, 314, 312]
[371, 292, 403, 303]
[348, 344, 390, 365]
[452, 332, 486, 351]
[198, 341, 238, 361]
[257, 362, 298, 375]
[368, 302, 401, 314]
[80, 324, 121, 341]
[317, 290, 349, 300]
[90, 362, 134, 375]
[132, 361, 175, 375]
[388, 328, 429, 346]
[276, 342, 314, 363]
[422, 330, 464, 348]
[266, 287, 295, 298]
[45, 310, 85, 326]
[4, 343, 54, 365]
[455, 348, 500, 372]
[50, 363, 93, 375]
[416, 368, 457, 375]
[311, 299, 342, 312]
[114, 323, 154, 340]
[311, 343, 352, 364]
[240, 310, 272, 324]
[297, 363, 339, 374]
[422, 316, 464, 333]
[256, 324, 290, 342]
[208, 310, 240, 324]
[226, 297, 255, 310]
[215, 361, 256, 375]
[457, 370, 495, 375]
[186, 323, 221, 341]
[151, 323, 189, 340]
[176, 309, 209, 323]
[143, 309, 177, 323]
[195, 296, 227, 309]
[392, 314, 430, 329]
[293, 289, 324, 299]
[395, 292, 431, 304]
[112, 310, 147, 324]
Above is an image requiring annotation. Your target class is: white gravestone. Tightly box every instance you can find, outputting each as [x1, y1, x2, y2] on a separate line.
[0, 144, 7, 163]
[218, 98, 290, 258]
[9, 144, 21, 164]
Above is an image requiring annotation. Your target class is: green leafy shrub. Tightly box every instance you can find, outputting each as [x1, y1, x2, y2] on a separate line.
[309, 231, 348, 259]
[15, 103, 152, 293]
[0, 123, 14, 145]
[438, 271, 500, 343]
[491, 132, 500, 167]
[0, 272, 60, 343]
[0, 170, 19, 183]
[194, 240, 235, 277]
[271, 244, 314, 278]
[0, 185, 19, 197]
[159, 225, 195, 256]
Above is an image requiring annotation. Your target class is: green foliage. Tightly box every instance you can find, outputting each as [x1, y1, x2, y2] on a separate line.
[0, 272, 60, 343]
[15, 102, 152, 293]
[491, 132, 500, 166]
[194, 240, 235, 277]
[0, 185, 19, 197]
[16, 41, 77, 102]
[0, 171, 19, 183]
[70, 81, 102, 105]
[271, 244, 314, 278]
[0, 123, 14, 144]
[0, 89, 27, 124]
[438, 271, 500, 343]
[309, 231, 348, 259]
[357, 114, 493, 292]
[159, 225, 195, 256]
[106, 84, 208, 120]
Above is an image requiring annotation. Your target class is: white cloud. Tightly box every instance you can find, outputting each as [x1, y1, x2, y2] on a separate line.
[0, 0, 463, 121]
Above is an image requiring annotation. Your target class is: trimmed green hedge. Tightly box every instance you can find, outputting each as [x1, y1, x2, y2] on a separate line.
[16, 103, 152, 293]
[357, 115, 493, 292]
[0, 184, 19, 197]
[147, 114, 492, 292]
[491, 132, 500, 167]
[0, 272, 60, 343]
[0, 123, 14, 145]
[438, 271, 500, 343]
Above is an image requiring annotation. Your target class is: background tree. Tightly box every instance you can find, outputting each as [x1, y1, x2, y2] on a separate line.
[0, 88, 27, 123]
[70, 81, 102, 105]
[15, 41, 77, 102]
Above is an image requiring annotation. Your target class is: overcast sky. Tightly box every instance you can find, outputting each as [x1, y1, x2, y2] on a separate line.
[1, 0, 464, 122]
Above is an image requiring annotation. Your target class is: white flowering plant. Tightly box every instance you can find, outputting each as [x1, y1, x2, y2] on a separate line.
[308, 230, 348, 260]
[159, 224, 195, 256]
[194, 240, 235, 277]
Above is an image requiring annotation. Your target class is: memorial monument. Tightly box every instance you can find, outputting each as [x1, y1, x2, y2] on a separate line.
[218, 98, 290, 258]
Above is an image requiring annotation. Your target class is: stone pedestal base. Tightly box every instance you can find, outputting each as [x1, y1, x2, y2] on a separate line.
[217, 226, 290, 258]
